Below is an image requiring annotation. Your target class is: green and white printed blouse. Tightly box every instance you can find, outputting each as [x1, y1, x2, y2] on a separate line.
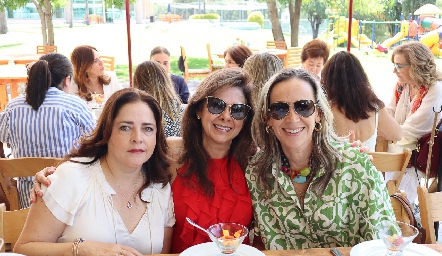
[245, 143, 395, 250]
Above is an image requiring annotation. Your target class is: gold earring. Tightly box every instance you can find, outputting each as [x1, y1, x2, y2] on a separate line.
[314, 122, 322, 132]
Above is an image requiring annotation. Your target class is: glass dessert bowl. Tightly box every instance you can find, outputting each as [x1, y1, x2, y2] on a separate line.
[376, 220, 418, 256]
[207, 222, 248, 255]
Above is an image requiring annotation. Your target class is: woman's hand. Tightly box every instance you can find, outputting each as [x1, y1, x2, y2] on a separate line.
[348, 130, 373, 161]
[79, 241, 143, 256]
[29, 167, 56, 204]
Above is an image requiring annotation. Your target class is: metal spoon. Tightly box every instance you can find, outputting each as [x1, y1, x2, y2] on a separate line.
[186, 217, 212, 237]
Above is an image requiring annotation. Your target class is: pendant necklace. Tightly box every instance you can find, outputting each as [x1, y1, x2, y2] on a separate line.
[105, 157, 141, 209]
[281, 153, 312, 184]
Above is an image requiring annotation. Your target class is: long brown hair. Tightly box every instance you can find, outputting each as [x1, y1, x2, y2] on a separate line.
[321, 51, 384, 122]
[224, 45, 253, 68]
[67, 88, 171, 195]
[71, 45, 111, 101]
[179, 68, 256, 197]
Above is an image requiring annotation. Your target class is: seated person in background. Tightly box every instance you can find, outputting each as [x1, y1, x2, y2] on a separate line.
[14, 88, 174, 255]
[321, 51, 402, 151]
[243, 52, 284, 105]
[0, 53, 95, 209]
[70, 45, 123, 103]
[300, 38, 329, 78]
[224, 45, 253, 68]
[150, 46, 190, 103]
[386, 41, 442, 203]
[247, 68, 395, 250]
[134, 61, 184, 137]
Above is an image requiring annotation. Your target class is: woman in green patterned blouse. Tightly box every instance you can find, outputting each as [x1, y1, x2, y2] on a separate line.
[246, 68, 395, 250]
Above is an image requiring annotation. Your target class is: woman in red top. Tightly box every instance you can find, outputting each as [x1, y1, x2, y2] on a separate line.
[167, 68, 256, 253]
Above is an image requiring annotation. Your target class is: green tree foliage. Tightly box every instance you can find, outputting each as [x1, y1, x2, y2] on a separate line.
[247, 11, 264, 27]
[402, 0, 436, 18]
[0, 0, 28, 10]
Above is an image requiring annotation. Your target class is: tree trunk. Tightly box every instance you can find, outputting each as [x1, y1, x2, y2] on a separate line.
[85, 0, 90, 25]
[32, 0, 48, 45]
[44, 0, 55, 45]
[0, 11, 7, 34]
[267, 0, 284, 42]
[289, 0, 302, 47]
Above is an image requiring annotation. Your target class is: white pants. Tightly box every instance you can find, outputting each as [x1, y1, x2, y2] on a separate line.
[385, 168, 424, 204]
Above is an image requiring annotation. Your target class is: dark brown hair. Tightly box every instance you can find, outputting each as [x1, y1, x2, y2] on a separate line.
[321, 51, 384, 122]
[179, 68, 256, 197]
[224, 45, 253, 67]
[26, 53, 73, 111]
[71, 45, 111, 101]
[301, 38, 330, 63]
[67, 88, 171, 195]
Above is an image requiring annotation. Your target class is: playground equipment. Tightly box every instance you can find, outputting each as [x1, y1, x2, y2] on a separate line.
[374, 20, 418, 54]
[418, 17, 442, 56]
[322, 16, 376, 49]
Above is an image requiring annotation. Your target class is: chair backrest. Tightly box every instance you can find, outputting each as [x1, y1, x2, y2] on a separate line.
[284, 47, 302, 68]
[206, 43, 214, 71]
[36, 45, 57, 54]
[0, 78, 27, 112]
[0, 203, 29, 252]
[266, 40, 287, 50]
[0, 60, 9, 65]
[418, 185, 442, 243]
[0, 157, 63, 211]
[100, 55, 115, 71]
[180, 46, 189, 81]
[369, 148, 412, 195]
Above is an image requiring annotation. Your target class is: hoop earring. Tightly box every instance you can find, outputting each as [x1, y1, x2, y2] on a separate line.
[314, 122, 322, 132]
[266, 125, 273, 133]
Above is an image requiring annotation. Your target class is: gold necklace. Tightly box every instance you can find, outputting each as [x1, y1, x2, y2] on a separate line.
[105, 157, 142, 209]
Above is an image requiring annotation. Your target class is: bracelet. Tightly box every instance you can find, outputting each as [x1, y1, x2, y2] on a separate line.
[72, 238, 84, 256]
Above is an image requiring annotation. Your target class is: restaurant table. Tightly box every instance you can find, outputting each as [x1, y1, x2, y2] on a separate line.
[150, 243, 442, 255]
[0, 53, 42, 65]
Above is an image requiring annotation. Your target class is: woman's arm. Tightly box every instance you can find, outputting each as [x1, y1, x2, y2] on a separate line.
[377, 107, 402, 142]
[166, 136, 184, 183]
[15, 197, 143, 256]
[252, 235, 266, 250]
[161, 227, 173, 253]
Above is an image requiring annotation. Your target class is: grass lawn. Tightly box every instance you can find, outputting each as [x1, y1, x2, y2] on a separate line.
[2, 19, 442, 102]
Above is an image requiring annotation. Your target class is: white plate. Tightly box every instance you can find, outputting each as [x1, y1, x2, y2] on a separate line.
[179, 242, 265, 256]
[350, 239, 440, 256]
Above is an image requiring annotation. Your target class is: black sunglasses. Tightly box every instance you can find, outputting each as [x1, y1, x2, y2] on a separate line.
[268, 100, 316, 120]
[206, 96, 251, 120]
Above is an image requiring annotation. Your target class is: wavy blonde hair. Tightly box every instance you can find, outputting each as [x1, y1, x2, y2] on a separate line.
[243, 53, 284, 105]
[391, 41, 442, 89]
[133, 61, 182, 122]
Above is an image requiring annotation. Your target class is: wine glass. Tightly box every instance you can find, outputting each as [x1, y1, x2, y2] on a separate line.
[376, 220, 418, 256]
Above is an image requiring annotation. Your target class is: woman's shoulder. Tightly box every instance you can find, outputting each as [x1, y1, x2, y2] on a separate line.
[141, 182, 172, 202]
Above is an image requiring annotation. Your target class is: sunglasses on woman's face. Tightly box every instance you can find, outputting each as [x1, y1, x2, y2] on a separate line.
[268, 100, 316, 120]
[206, 96, 251, 120]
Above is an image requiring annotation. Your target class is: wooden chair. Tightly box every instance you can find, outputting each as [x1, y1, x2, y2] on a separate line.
[418, 184, 442, 243]
[0, 203, 29, 252]
[369, 148, 413, 225]
[369, 148, 412, 195]
[266, 40, 287, 50]
[101, 55, 115, 71]
[180, 46, 211, 82]
[0, 157, 63, 211]
[206, 43, 224, 73]
[36, 45, 57, 54]
[13, 59, 37, 65]
[0, 78, 27, 112]
[284, 47, 302, 68]
[0, 60, 9, 65]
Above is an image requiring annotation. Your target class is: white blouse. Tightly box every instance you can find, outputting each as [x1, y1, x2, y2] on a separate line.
[42, 158, 175, 254]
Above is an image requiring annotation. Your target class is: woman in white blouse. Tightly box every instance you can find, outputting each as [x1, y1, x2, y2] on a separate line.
[14, 88, 174, 255]
[387, 41, 442, 203]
